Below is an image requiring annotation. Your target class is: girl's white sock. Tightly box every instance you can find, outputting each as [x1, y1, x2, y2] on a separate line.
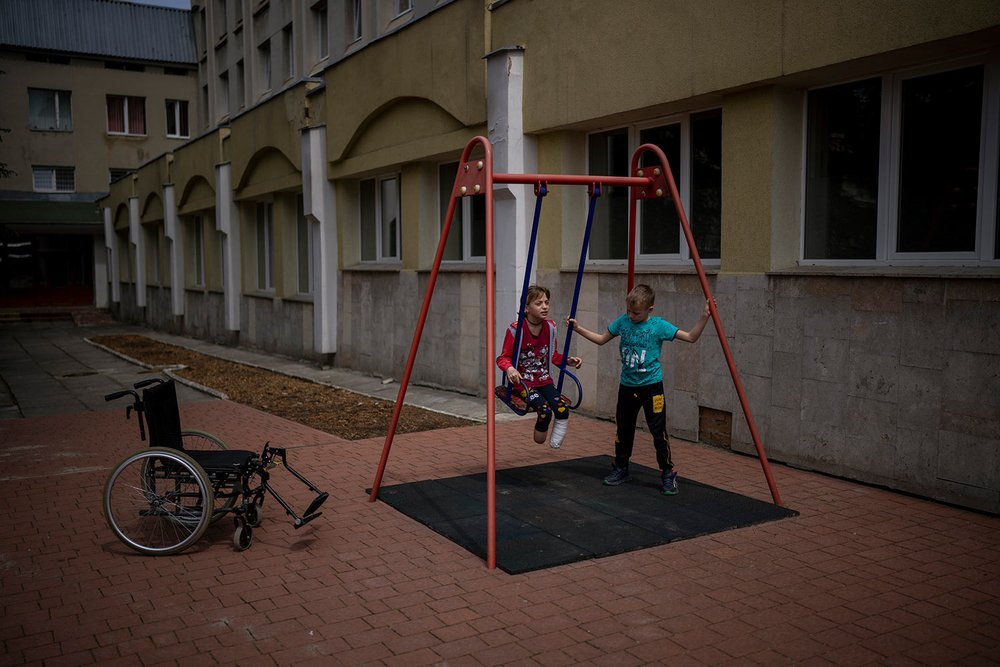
[550, 419, 568, 449]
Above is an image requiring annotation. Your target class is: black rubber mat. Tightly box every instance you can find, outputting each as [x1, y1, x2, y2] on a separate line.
[373, 455, 798, 574]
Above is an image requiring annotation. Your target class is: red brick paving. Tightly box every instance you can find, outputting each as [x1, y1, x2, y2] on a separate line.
[1, 401, 998, 666]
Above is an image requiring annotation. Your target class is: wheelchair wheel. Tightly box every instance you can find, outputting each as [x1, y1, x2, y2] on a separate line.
[245, 500, 263, 528]
[103, 447, 214, 556]
[233, 522, 253, 551]
[180, 429, 228, 450]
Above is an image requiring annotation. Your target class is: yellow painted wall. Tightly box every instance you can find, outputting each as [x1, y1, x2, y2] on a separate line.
[488, 0, 1000, 133]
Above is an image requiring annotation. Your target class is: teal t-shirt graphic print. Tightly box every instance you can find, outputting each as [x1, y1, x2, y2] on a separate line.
[608, 314, 678, 387]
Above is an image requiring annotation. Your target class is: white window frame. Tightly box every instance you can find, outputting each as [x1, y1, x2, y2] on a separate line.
[256, 202, 275, 290]
[165, 99, 189, 138]
[586, 110, 721, 267]
[360, 174, 401, 263]
[395, 0, 412, 18]
[28, 88, 72, 131]
[314, 2, 329, 60]
[438, 161, 485, 262]
[32, 166, 74, 192]
[349, 0, 362, 42]
[258, 40, 272, 93]
[801, 55, 1000, 267]
[283, 24, 294, 81]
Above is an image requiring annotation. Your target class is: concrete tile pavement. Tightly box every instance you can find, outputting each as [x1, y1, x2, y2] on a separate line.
[1, 320, 998, 665]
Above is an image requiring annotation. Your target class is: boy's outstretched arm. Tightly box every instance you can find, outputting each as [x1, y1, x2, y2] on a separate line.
[566, 318, 615, 346]
[675, 299, 714, 343]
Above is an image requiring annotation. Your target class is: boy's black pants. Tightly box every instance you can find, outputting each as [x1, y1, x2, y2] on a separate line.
[614, 381, 673, 471]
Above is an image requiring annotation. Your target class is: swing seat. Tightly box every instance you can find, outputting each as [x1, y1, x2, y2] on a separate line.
[495, 370, 583, 416]
[495, 383, 530, 416]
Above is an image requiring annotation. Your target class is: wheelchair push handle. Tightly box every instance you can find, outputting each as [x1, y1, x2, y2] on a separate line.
[104, 389, 136, 403]
[104, 387, 146, 441]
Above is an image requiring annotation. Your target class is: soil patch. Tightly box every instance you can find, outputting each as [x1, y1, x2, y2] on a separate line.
[90, 335, 476, 440]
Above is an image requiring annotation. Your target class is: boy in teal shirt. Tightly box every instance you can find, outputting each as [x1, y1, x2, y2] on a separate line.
[569, 284, 712, 495]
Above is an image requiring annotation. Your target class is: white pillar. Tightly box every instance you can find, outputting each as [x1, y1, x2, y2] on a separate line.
[486, 46, 536, 360]
[103, 206, 120, 304]
[128, 196, 146, 308]
[92, 236, 108, 308]
[215, 162, 241, 332]
[302, 125, 338, 356]
[163, 184, 184, 316]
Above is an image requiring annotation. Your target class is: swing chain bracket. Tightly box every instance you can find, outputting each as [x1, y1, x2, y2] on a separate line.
[454, 159, 487, 197]
[633, 165, 670, 200]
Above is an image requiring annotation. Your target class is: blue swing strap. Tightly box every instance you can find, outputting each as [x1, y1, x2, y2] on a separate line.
[496, 183, 598, 416]
[498, 183, 547, 414]
[556, 183, 600, 397]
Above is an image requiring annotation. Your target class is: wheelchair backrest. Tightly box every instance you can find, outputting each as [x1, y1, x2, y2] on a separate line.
[142, 379, 184, 449]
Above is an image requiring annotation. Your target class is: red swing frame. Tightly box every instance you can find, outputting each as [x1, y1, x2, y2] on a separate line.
[369, 135, 782, 570]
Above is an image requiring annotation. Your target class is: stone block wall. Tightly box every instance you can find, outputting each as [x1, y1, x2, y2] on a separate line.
[541, 271, 999, 514]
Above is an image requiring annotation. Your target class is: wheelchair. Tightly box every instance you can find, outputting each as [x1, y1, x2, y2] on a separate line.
[102, 377, 328, 555]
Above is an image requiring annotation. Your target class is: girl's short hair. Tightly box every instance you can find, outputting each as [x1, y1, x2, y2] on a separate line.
[626, 284, 655, 309]
[525, 285, 550, 303]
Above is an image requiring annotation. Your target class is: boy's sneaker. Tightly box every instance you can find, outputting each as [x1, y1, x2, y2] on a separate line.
[603, 465, 631, 486]
[661, 470, 679, 496]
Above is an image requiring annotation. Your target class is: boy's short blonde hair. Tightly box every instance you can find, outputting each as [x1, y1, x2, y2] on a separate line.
[525, 285, 550, 303]
[626, 284, 655, 310]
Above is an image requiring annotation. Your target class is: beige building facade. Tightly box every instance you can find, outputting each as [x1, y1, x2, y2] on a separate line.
[100, 0, 1000, 514]
[0, 0, 198, 309]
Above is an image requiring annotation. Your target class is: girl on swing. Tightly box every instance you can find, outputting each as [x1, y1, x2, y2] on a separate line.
[496, 285, 582, 449]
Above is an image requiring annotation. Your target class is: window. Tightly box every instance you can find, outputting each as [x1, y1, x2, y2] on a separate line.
[314, 2, 329, 59]
[348, 0, 361, 41]
[256, 202, 275, 290]
[109, 168, 131, 183]
[214, 0, 227, 40]
[26, 53, 69, 65]
[28, 88, 72, 131]
[147, 226, 161, 286]
[296, 194, 311, 294]
[395, 0, 412, 16]
[283, 24, 294, 80]
[233, 0, 243, 26]
[804, 62, 998, 264]
[587, 109, 723, 262]
[165, 100, 189, 138]
[32, 166, 74, 192]
[201, 85, 209, 128]
[193, 216, 205, 287]
[218, 71, 229, 118]
[258, 40, 271, 92]
[106, 95, 146, 135]
[235, 60, 245, 109]
[439, 162, 486, 261]
[360, 175, 400, 262]
[104, 61, 144, 72]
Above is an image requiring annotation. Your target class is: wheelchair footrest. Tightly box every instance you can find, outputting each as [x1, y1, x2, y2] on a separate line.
[292, 491, 328, 528]
[303, 492, 329, 518]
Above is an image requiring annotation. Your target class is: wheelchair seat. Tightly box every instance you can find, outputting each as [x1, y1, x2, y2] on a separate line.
[142, 379, 256, 469]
